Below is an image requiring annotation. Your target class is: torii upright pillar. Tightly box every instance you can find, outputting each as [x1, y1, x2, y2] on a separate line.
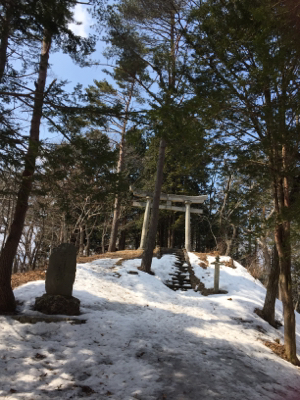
[185, 201, 191, 252]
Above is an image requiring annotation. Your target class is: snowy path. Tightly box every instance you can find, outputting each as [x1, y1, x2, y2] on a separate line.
[0, 255, 300, 399]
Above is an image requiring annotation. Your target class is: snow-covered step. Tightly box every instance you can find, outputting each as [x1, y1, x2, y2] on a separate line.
[160, 248, 193, 292]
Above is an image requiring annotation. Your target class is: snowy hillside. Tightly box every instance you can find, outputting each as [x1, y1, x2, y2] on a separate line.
[1, 254, 300, 400]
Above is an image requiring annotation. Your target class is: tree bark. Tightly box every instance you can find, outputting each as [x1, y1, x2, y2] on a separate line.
[0, 2, 12, 83]
[84, 225, 91, 257]
[141, 138, 166, 273]
[101, 219, 109, 254]
[225, 224, 237, 256]
[273, 171, 299, 365]
[259, 243, 279, 327]
[78, 224, 84, 256]
[119, 229, 126, 250]
[0, 29, 51, 313]
[107, 134, 124, 251]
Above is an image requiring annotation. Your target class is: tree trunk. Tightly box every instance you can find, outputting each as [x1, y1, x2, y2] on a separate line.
[275, 222, 299, 364]
[225, 225, 237, 256]
[84, 225, 91, 257]
[260, 243, 279, 327]
[102, 220, 109, 254]
[74, 230, 80, 253]
[119, 229, 126, 250]
[0, 3, 12, 83]
[78, 224, 84, 256]
[31, 221, 45, 271]
[273, 171, 299, 365]
[85, 237, 90, 257]
[13, 258, 18, 274]
[108, 194, 122, 252]
[108, 82, 134, 252]
[141, 138, 166, 273]
[0, 29, 51, 313]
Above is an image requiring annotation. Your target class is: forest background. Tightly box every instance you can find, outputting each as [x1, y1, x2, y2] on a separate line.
[1, 0, 300, 364]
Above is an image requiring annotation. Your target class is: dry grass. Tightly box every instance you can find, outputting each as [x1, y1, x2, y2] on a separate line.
[223, 259, 236, 269]
[192, 252, 209, 269]
[247, 263, 266, 282]
[77, 250, 144, 264]
[77, 249, 163, 266]
[193, 252, 236, 270]
[11, 270, 46, 289]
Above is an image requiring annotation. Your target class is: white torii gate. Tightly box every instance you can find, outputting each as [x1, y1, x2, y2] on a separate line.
[130, 187, 207, 251]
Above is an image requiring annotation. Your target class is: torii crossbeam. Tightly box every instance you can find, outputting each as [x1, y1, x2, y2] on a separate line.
[130, 187, 207, 251]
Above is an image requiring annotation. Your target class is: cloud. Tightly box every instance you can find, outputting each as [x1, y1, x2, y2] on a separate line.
[68, 4, 91, 38]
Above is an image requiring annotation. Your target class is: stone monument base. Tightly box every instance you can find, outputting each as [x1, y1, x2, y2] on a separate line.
[34, 294, 80, 316]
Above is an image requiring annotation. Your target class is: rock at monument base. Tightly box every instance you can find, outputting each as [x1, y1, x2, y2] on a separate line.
[34, 294, 80, 316]
[46, 243, 77, 296]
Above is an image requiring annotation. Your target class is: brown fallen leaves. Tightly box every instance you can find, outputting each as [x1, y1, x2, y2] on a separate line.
[11, 270, 46, 289]
[262, 340, 288, 362]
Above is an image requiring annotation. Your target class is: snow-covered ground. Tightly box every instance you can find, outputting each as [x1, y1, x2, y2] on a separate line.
[1, 254, 300, 399]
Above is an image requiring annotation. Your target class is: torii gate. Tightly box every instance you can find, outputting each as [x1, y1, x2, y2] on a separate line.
[130, 187, 207, 251]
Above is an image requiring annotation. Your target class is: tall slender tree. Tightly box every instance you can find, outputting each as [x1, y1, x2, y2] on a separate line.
[86, 76, 139, 253]
[187, 0, 300, 364]
[105, 0, 204, 272]
[0, 0, 97, 313]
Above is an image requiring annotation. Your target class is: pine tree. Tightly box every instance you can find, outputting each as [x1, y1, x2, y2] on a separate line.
[86, 74, 139, 253]
[0, 0, 97, 313]
[105, 0, 206, 272]
[186, 0, 300, 365]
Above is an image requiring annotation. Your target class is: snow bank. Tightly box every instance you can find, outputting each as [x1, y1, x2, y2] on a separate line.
[0, 253, 299, 400]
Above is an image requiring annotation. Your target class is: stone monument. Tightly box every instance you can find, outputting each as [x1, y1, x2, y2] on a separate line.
[46, 243, 77, 296]
[34, 243, 80, 315]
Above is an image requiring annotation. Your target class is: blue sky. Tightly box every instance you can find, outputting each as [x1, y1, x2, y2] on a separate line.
[43, 4, 114, 141]
[50, 4, 109, 87]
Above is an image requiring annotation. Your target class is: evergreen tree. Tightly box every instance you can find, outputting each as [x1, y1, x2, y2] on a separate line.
[86, 73, 141, 253]
[105, 0, 207, 271]
[186, 0, 300, 364]
[0, 0, 97, 313]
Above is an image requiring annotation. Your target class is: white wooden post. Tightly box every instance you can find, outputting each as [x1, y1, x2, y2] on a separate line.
[139, 196, 151, 249]
[213, 255, 220, 293]
[185, 201, 191, 252]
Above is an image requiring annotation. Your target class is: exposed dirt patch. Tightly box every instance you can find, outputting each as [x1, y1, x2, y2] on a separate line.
[12, 270, 46, 289]
[198, 261, 208, 269]
[77, 249, 162, 267]
[192, 252, 208, 269]
[200, 288, 228, 296]
[193, 253, 236, 270]
[205, 251, 220, 256]
[77, 250, 144, 264]
[223, 258, 236, 269]
[262, 340, 288, 362]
